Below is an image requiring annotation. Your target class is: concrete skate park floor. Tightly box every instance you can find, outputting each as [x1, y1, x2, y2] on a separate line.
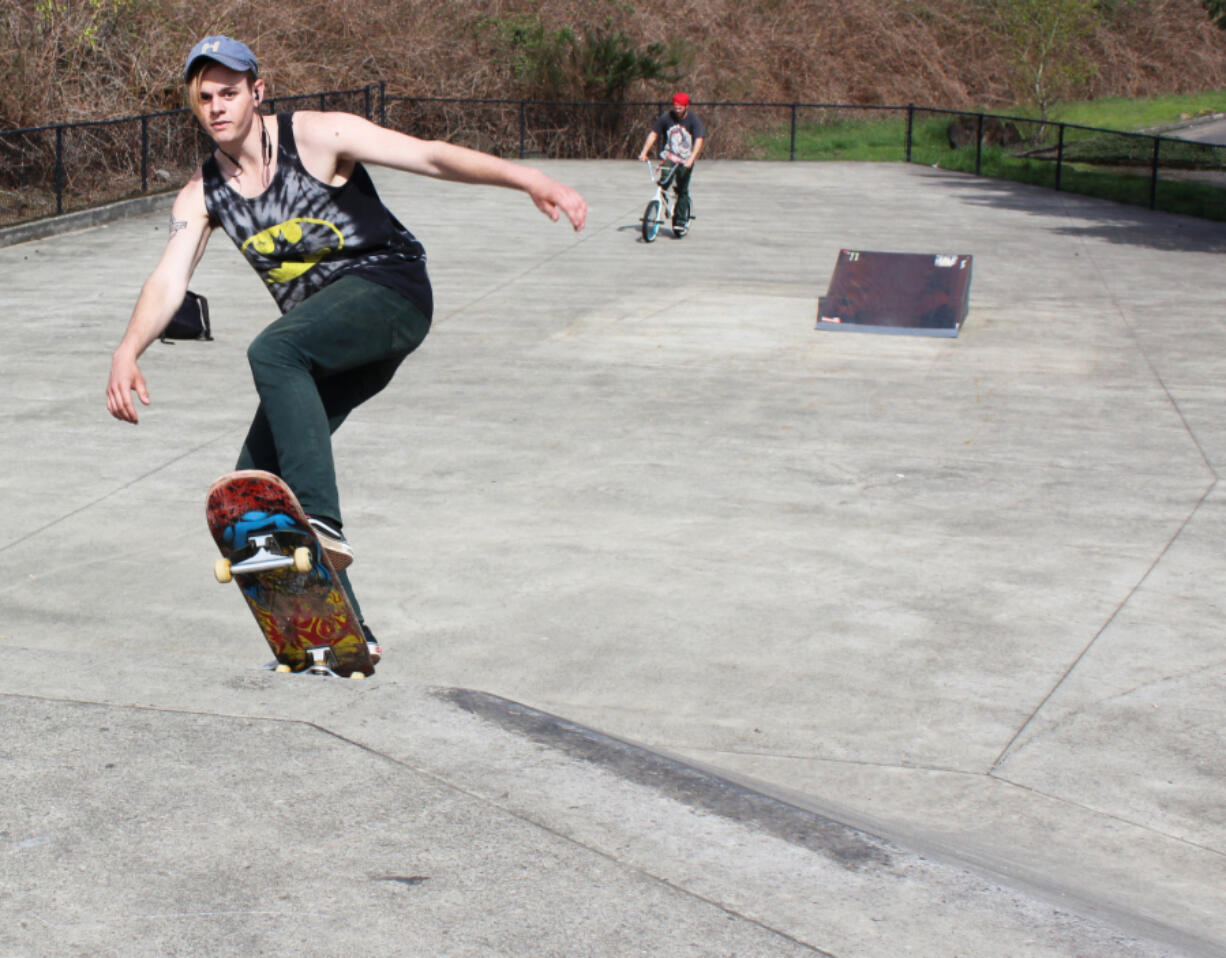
[2, 160, 1224, 956]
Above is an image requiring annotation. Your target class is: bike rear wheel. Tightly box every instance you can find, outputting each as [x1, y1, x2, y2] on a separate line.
[642, 199, 661, 243]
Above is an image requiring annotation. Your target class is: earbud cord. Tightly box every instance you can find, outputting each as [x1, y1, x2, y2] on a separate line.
[219, 107, 273, 186]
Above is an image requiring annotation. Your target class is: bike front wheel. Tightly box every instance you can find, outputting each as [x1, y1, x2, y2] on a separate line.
[642, 199, 661, 243]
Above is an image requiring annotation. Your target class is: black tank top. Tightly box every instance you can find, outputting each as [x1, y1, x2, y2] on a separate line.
[202, 112, 432, 317]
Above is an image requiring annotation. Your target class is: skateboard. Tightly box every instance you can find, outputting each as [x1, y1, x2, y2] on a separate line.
[205, 469, 374, 678]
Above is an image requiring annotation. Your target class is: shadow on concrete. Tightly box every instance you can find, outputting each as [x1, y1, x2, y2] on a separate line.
[919, 167, 1226, 254]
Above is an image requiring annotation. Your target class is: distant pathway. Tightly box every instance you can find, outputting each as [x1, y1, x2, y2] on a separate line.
[1158, 114, 1226, 146]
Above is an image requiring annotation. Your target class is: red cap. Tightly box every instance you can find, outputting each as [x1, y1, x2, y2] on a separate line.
[672, 92, 690, 107]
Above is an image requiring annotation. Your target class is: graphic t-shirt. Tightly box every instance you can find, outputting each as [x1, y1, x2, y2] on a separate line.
[651, 110, 707, 161]
[202, 112, 432, 317]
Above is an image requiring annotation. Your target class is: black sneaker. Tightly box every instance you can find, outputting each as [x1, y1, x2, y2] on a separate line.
[307, 516, 354, 571]
[362, 624, 382, 666]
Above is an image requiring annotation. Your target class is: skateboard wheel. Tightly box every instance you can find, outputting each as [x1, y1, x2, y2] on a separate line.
[293, 546, 311, 573]
[275, 664, 293, 673]
[214, 557, 232, 584]
[349, 672, 367, 680]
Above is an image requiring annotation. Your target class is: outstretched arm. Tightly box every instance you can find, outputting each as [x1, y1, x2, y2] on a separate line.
[106, 175, 211, 424]
[294, 112, 586, 231]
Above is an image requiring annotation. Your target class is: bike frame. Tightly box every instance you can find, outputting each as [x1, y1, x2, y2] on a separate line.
[648, 158, 678, 217]
[641, 153, 689, 242]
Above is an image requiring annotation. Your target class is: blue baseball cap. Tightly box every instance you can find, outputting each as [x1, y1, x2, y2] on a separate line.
[184, 36, 259, 81]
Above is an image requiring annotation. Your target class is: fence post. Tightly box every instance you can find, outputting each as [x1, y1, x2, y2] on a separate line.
[1149, 137, 1161, 210]
[54, 125, 65, 215]
[1055, 124, 1065, 192]
[789, 103, 797, 161]
[379, 81, 387, 127]
[905, 104, 914, 163]
[140, 114, 149, 193]
[364, 84, 372, 122]
[975, 112, 984, 176]
[520, 101, 527, 159]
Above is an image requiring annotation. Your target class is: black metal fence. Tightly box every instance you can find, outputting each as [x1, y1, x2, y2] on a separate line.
[0, 85, 376, 226]
[904, 105, 1226, 221]
[2, 85, 1223, 229]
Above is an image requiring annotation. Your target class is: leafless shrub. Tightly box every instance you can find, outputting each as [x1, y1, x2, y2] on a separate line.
[1, 0, 1223, 221]
[4, 0, 1224, 124]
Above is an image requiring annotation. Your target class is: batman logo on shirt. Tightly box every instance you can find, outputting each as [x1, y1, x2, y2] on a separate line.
[241, 217, 346, 284]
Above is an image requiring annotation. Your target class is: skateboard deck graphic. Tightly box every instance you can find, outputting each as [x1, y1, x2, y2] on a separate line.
[206, 470, 373, 678]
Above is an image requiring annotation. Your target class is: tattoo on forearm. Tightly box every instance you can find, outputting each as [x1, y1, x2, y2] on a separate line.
[169, 216, 188, 236]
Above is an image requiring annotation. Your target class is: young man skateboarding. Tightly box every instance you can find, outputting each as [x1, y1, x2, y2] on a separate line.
[637, 92, 706, 235]
[106, 36, 587, 657]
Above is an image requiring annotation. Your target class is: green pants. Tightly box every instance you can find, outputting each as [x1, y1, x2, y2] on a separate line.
[672, 163, 693, 225]
[237, 275, 431, 616]
[660, 161, 694, 225]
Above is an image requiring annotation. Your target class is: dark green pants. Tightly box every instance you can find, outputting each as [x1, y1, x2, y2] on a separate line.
[237, 275, 431, 616]
[672, 163, 693, 225]
[660, 161, 694, 225]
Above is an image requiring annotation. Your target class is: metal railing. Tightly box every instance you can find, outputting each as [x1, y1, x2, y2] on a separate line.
[2, 87, 1223, 229]
[0, 85, 377, 226]
[903, 104, 1226, 220]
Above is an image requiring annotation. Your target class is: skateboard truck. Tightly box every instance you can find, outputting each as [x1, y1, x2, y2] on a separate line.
[230, 534, 298, 575]
[306, 646, 344, 677]
[262, 645, 351, 678]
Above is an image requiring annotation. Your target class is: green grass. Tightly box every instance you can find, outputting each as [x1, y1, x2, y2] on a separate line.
[753, 92, 1226, 222]
[1047, 90, 1226, 132]
[759, 115, 911, 162]
[921, 142, 1226, 220]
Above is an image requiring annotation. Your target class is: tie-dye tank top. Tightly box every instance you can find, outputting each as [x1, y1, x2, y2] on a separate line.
[202, 112, 432, 317]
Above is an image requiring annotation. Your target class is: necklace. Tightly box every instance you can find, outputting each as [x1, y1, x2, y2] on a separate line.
[219, 116, 274, 189]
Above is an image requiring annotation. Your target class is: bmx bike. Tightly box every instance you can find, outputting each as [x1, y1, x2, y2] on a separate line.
[641, 154, 694, 242]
